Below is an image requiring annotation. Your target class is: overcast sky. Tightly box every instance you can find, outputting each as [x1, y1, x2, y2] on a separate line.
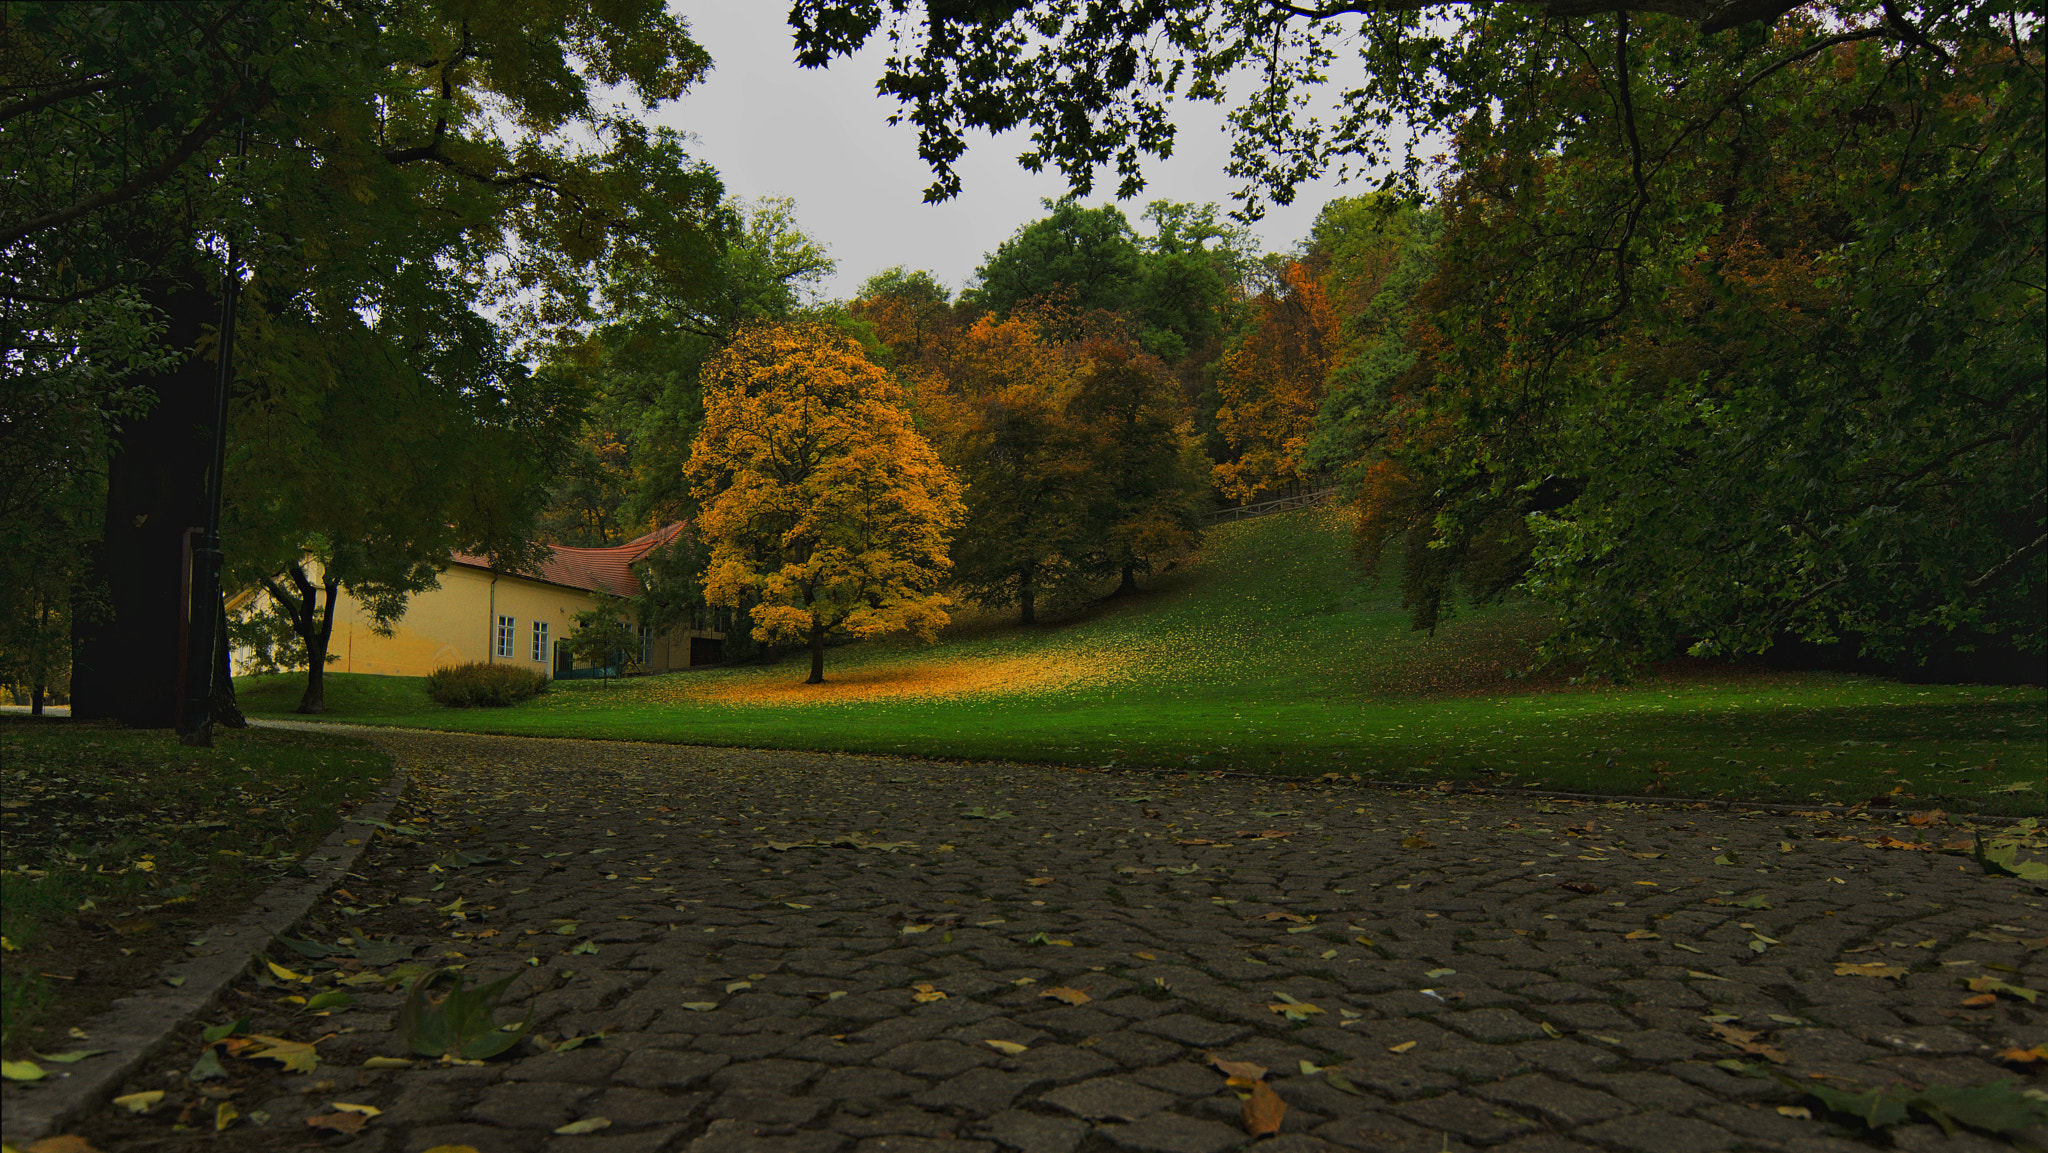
[657, 5, 1370, 301]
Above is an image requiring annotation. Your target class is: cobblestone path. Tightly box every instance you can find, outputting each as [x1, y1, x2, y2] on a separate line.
[77, 729, 2046, 1152]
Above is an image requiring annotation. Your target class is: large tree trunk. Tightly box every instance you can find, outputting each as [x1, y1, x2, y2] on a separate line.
[296, 570, 338, 714]
[807, 620, 825, 684]
[1018, 566, 1036, 626]
[71, 275, 218, 727]
[1115, 564, 1138, 597]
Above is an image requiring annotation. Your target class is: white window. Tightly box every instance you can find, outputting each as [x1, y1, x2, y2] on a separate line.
[639, 624, 654, 666]
[531, 620, 548, 662]
[496, 614, 515, 658]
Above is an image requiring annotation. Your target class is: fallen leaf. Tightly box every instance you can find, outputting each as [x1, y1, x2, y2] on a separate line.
[1964, 975, 2038, 1002]
[245, 1034, 320, 1073]
[1995, 1045, 2046, 1064]
[34, 1049, 108, 1064]
[306, 1112, 365, 1134]
[1387, 1041, 1418, 1054]
[1961, 993, 1997, 1008]
[1834, 962, 1909, 979]
[1211, 1056, 1267, 1080]
[912, 983, 948, 1003]
[1024, 877, 1053, 886]
[1710, 1022, 1789, 1063]
[554, 1118, 612, 1135]
[113, 1090, 165, 1113]
[1400, 835, 1436, 849]
[266, 961, 309, 983]
[3, 1059, 46, 1081]
[362, 1056, 413, 1068]
[1242, 1079, 1286, 1138]
[1558, 881, 1603, 894]
[23, 1139, 102, 1153]
[679, 1002, 719, 1012]
[1775, 1105, 1812, 1120]
[1259, 911, 1311, 923]
[1324, 1071, 1369, 1097]
[215, 1101, 240, 1131]
[331, 1102, 382, 1116]
[984, 1039, 1029, 1055]
[1624, 930, 1661, 940]
[1040, 987, 1092, 1005]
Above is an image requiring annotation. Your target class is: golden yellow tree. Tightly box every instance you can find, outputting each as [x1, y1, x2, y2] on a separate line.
[687, 320, 965, 683]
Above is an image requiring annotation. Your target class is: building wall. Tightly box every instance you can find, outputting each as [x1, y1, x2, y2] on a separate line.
[238, 563, 722, 679]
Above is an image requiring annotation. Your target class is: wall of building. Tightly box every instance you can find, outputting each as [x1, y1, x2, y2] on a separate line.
[325, 566, 593, 678]
[236, 563, 723, 679]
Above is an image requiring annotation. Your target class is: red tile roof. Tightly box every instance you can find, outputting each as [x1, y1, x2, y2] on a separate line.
[449, 523, 687, 597]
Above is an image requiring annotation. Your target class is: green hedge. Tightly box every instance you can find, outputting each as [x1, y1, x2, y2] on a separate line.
[425, 662, 549, 708]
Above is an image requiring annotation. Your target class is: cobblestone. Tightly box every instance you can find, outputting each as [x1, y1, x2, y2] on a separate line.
[50, 728, 2048, 1152]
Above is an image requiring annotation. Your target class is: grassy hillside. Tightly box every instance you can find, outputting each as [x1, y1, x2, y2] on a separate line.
[239, 506, 2046, 814]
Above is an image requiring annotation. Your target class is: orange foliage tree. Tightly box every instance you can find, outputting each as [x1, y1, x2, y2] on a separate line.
[1211, 260, 1338, 502]
[686, 320, 964, 683]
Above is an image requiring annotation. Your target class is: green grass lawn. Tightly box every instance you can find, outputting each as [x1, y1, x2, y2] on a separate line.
[238, 506, 2046, 815]
[0, 722, 391, 1055]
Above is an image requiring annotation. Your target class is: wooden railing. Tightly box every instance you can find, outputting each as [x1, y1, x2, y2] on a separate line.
[1201, 485, 1341, 525]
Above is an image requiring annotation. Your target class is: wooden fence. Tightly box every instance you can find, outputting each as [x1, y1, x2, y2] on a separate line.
[1201, 485, 1341, 525]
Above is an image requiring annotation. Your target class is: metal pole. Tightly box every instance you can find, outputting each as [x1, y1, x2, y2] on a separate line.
[178, 108, 246, 743]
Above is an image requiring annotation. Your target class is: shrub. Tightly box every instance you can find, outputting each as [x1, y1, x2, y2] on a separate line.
[426, 662, 549, 708]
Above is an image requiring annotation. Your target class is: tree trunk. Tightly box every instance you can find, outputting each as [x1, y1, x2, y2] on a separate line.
[807, 620, 825, 684]
[30, 683, 44, 716]
[1116, 565, 1138, 597]
[296, 570, 338, 714]
[211, 595, 246, 728]
[71, 274, 218, 727]
[1018, 566, 1036, 626]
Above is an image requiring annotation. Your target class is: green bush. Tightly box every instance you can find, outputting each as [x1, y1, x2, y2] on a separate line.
[425, 662, 549, 708]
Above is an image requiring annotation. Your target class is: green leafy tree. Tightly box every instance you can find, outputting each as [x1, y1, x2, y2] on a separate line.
[971, 198, 1141, 323]
[3, 0, 724, 725]
[1070, 342, 1204, 596]
[785, 1, 2042, 673]
[569, 592, 643, 683]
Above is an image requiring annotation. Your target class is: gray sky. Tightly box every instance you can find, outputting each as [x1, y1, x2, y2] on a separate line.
[658, 5, 1367, 301]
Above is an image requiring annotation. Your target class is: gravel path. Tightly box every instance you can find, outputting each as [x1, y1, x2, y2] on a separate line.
[70, 727, 2047, 1152]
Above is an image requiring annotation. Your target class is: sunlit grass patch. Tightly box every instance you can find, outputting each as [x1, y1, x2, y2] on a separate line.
[235, 509, 2046, 814]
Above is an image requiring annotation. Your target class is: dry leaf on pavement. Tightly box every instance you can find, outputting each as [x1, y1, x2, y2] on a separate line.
[1242, 1079, 1287, 1138]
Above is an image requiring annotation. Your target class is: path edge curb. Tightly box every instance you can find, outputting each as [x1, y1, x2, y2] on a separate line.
[0, 757, 410, 1144]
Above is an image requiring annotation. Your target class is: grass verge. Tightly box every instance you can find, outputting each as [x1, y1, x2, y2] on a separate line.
[0, 720, 391, 1057]
[238, 507, 2045, 816]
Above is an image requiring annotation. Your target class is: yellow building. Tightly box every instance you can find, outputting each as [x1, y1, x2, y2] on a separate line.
[235, 525, 725, 679]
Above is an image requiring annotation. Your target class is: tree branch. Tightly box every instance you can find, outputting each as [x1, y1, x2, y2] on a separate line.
[1264, 0, 1807, 31]
[1966, 531, 2047, 591]
[0, 82, 258, 247]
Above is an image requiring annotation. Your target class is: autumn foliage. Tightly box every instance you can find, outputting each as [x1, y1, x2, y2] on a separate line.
[687, 321, 964, 683]
[1212, 261, 1338, 502]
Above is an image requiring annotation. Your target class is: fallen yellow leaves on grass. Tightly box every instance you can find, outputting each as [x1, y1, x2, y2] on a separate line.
[684, 651, 1128, 707]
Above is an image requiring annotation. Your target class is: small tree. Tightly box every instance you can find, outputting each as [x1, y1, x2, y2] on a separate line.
[687, 320, 964, 684]
[568, 592, 642, 683]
